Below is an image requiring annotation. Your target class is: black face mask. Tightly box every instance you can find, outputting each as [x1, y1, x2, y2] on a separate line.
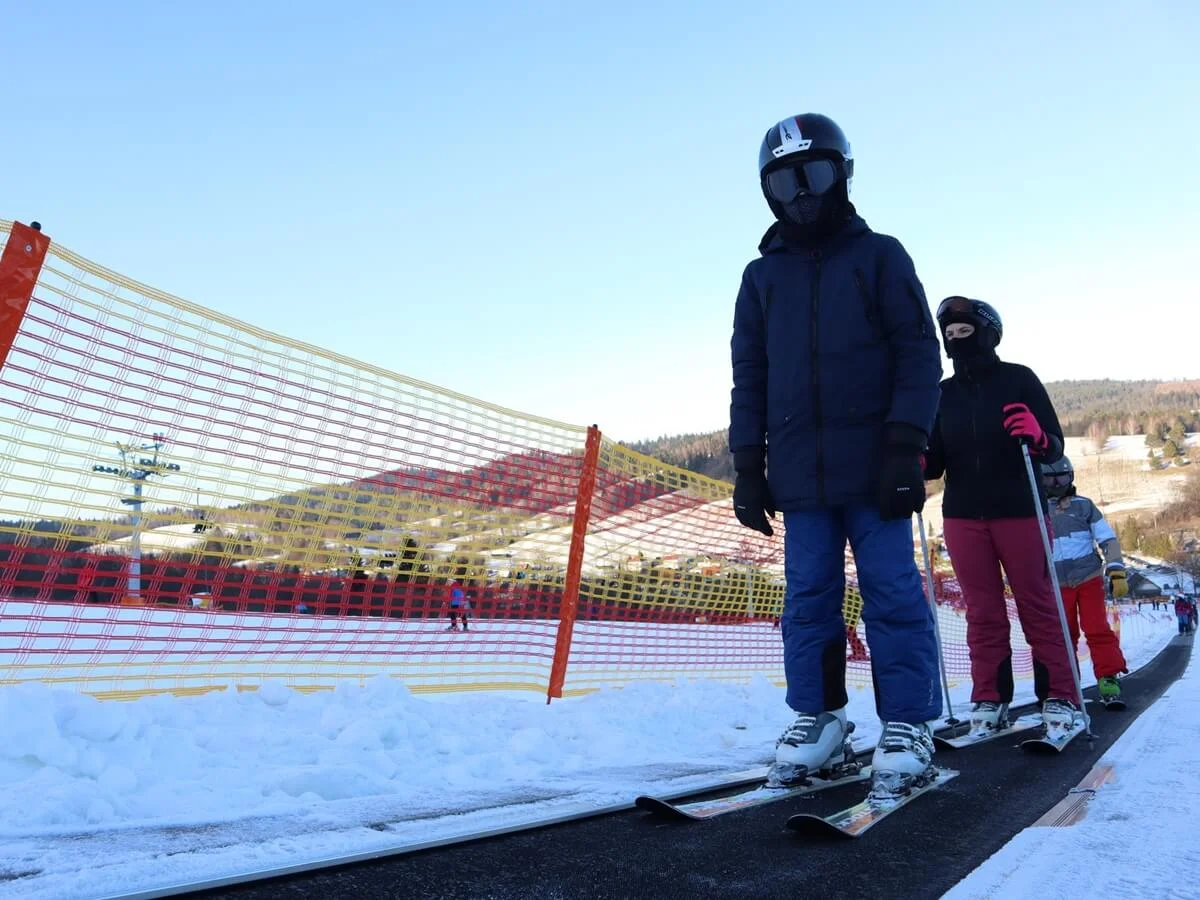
[772, 182, 851, 243]
[945, 330, 987, 360]
[781, 193, 826, 225]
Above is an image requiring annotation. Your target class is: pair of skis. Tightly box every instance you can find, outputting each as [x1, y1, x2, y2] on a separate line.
[637, 709, 1093, 836]
[936, 710, 1092, 754]
[636, 762, 959, 838]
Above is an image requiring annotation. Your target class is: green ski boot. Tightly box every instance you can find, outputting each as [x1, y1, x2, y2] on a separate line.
[1098, 675, 1125, 710]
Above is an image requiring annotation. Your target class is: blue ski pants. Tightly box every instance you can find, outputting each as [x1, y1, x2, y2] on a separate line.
[781, 505, 942, 724]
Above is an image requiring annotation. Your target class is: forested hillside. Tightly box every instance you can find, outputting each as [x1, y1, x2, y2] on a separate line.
[631, 379, 1200, 483]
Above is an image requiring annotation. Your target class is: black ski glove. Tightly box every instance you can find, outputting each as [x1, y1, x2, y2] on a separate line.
[877, 425, 927, 521]
[733, 453, 776, 536]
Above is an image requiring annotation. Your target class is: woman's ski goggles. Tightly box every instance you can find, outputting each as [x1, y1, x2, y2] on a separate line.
[763, 158, 841, 202]
[936, 296, 975, 319]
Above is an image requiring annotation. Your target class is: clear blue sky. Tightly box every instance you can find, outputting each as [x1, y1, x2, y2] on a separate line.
[4, 1, 1198, 442]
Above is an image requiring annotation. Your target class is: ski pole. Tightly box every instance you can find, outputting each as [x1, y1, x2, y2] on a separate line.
[1020, 443, 1093, 738]
[917, 512, 959, 727]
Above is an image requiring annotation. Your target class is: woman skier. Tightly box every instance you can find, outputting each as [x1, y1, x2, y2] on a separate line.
[923, 296, 1081, 739]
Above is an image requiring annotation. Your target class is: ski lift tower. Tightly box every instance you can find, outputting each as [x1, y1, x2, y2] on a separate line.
[91, 433, 181, 604]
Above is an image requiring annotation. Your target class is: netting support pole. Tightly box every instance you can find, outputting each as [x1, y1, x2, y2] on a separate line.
[0, 221, 51, 373]
[547, 424, 602, 703]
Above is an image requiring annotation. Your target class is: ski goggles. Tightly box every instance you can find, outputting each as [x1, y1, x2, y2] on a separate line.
[936, 296, 975, 320]
[1043, 471, 1073, 490]
[763, 158, 841, 202]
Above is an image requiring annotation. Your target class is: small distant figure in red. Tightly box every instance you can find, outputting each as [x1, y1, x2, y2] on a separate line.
[846, 625, 869, 662]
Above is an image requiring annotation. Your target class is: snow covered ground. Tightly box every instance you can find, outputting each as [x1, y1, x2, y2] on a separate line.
[946, 632, 1199, 900]
[0, 610, 1178, 899]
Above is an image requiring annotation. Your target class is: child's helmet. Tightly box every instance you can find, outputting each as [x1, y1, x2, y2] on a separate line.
[1041, 456, 1075, 498]
[758, 114, 854, 221]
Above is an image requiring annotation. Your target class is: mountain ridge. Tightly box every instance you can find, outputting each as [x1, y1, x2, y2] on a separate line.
[628, 378, 1200, 483]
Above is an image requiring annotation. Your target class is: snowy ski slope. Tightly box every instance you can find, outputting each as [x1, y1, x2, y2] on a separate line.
[0, 610, 1178, 899]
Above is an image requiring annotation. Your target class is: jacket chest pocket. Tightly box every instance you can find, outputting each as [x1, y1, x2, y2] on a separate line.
[854, 266, 885, 342]
[816, 262, 885, 355]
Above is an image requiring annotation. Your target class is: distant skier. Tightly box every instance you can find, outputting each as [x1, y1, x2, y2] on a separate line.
[923, 297, 1080, 738]
[1176, 595, 1195, 635]
[447, 580, 470, 631]
[1042, 456, 1129, 705]
[729, 112, 944, 794]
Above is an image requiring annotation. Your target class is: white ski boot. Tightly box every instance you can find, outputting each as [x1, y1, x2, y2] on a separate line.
[1041, 698, 1081, 740]
[768, 709, 857, 788]
[968, 701, 1010, 737]
[870, 721, 936, 798]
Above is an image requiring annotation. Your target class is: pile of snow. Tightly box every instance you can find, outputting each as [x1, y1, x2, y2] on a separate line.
[0, 675, 788, 835]
[0, 612, 1175, 835]
[947, 632, 1200, 899]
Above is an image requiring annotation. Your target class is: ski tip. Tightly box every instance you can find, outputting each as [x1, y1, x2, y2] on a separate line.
[933, 727, 970, 749]
[634, 796, 695, 820]
[786, 768, 959, 839]
[1021, 727, 1086, 753]
[785, 814, 857, 839]
[1020, 739, 1060, 754]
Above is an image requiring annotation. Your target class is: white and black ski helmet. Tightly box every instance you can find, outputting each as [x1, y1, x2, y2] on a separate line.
[936, 296, 1004, 349]
[758, 114, 854, 196]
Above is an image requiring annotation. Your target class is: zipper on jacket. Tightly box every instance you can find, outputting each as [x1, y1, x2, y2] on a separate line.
[811, 251, 825, 504]
[970, 379, 983, 520]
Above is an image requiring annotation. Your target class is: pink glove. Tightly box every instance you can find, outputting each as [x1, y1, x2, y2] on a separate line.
[1002, 403, 1048, 452]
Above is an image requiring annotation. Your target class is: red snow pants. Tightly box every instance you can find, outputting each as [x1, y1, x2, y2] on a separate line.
[943, 517, 1078, 704]
[1062, 576, 1127, 679]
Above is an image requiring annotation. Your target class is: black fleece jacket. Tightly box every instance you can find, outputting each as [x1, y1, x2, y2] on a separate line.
[924, 353, 1064, 519]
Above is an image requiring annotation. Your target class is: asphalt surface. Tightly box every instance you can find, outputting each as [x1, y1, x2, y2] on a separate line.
[197, 636, 1192, 900]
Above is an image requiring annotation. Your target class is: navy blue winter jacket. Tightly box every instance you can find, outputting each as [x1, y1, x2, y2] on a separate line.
[728, 215, 942, 511]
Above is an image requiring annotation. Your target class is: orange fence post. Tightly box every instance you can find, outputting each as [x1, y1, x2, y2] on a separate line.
[547, 424, 602, 702]
[0, 221, 51, 372]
